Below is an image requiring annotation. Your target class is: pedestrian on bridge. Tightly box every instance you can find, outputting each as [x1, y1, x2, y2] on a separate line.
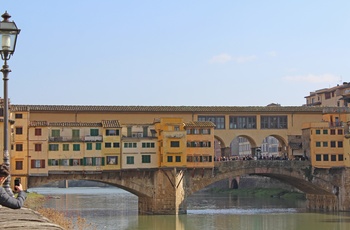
[0, 163, 26, 209]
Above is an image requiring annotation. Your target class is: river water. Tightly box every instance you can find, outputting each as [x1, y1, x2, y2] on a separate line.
[28, 187, 350, 230]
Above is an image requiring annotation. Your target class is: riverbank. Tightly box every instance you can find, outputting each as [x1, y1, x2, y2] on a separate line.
[25, 192, 96, 230]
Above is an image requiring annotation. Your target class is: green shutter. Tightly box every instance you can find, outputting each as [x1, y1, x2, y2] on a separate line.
[69, 159, 73, 166]
[92, 157, 96, 166]
[102, 157, 105, 166]
[48, 159, 52, 166]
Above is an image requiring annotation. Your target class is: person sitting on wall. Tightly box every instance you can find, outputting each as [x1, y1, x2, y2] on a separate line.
[0, 163, 26, 209]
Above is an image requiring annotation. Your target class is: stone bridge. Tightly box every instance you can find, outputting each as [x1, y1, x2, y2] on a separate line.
[28, 160, 349, 215]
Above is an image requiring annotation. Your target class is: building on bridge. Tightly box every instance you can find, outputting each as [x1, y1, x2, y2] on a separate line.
[302, 108, 350, 168]
[1, 112, 216, 190]
[0, 103, 335, 189]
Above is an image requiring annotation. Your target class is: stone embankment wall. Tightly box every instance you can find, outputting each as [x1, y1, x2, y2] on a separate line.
[0, 207, 63, 229]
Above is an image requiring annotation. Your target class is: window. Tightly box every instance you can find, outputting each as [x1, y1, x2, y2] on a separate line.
[338, 141, 343, 148]
[107, 156, 118, 165]
[127, 127, 132, 137]
[96, 143, 102, 150]
[86, 143, 92, 150]
[15, 113, 23, 119]
[63, 144, 69, 151]
[316, 154, 321, 161]
[316, 142, 321, 147]
[49, 144, 59, 151]
[316, 130, 321, 135]
[201, 129, 211, 134]
[35, 128, 42, 136]
[330, 129, 336, 135]
[72, 159, 80, 166]
[198, 116, 225, 129]
[126, 156, 134, 164]
[15, 127, 23, 135]
[229, 116, 257, 129]
[142, 155, 151, 163]
[175, 156, 181, 162]
[31, 160, 45, 168]
[72, 130, 80, 140]
[322, 142, 328, 147]
[113, 142, 120, 148]
[330, 141, 336, 148]
[167, 156, 173, 162]
[174, 126, 180, 131]
[260, 116, 287, 129]
[106, 129, 119, 136]
[323, 154, 329, 161]
[35, 144, 42, 151]
[15, 161, 23, 170]
[73, 144, 80, 151]
[339, 154, 344, 161]
[85, 157, 93, 166]
[124, 143, 137, 148]
[142, 142, 155, 148]
[105, 143, 112, 148]
[338, 129, 343, 135]
[49, 159, 59, 166]
[331, 155, 336, 161]
[170, 141, 180, 147]
[323, 129, 328, 135]
[52, 130, 60, 137]
[95, 157, 103, 166]
[61, 159, 69, 166]
[143, 126, 148, 137]
[16, 144, 23, 151]
[90, 129, 99, 136]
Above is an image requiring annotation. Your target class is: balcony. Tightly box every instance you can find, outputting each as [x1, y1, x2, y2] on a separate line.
[84, 135, 103, 142]
[49, 135, 103, 142]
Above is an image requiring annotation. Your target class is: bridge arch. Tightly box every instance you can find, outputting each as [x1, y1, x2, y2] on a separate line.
[185, 161, 338, 211]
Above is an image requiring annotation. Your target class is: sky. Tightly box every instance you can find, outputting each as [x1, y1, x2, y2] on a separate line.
[0, 1, 349, 106]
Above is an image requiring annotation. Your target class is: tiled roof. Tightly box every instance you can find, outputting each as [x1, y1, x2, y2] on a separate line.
[9, 104, 327, 113]
[101, 120, 121, 128]
[29, 121, 102, 127]
[184, 121, 216, 127]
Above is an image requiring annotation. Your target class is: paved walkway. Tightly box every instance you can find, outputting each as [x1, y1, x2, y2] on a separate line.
[0, 207, 64, 229]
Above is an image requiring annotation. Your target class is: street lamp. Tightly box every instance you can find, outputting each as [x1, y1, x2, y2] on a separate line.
[0, 11, 20, 195]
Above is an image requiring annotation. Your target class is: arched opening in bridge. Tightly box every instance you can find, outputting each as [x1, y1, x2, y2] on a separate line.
[228, 135, 288, 159]
[214, 136, 226, 160]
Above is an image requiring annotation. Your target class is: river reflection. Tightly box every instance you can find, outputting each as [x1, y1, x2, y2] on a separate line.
[28, 187, 350, 230]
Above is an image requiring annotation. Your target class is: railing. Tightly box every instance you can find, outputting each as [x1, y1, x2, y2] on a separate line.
[49, 135, 103, 142]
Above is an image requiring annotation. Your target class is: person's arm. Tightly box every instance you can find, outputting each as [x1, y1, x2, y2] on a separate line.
[0, 186, 26, 209]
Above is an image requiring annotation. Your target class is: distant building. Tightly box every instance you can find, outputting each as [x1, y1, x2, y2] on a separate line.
[305, 82, 350, 107]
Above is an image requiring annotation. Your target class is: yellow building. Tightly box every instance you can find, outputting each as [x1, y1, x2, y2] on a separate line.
[184, 121, 215, 168]
[155, 118, 187, 168]
[302, 109, 350, 168]
[121, 123, 158, 169]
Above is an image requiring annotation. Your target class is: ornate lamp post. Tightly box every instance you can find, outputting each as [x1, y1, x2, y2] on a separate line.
[0, 11, 20, 194]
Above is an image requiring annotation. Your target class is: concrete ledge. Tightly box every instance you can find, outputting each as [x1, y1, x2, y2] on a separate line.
[0, 207, 63, 229]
